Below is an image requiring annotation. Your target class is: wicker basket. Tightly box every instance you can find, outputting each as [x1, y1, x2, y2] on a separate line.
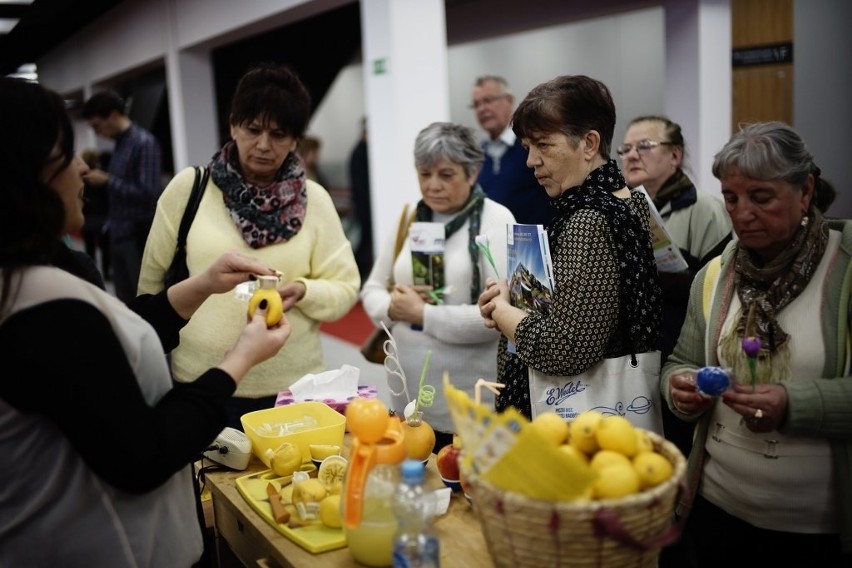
[466, 430, 687, 568]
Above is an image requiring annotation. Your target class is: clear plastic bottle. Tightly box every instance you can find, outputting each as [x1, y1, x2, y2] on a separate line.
[391, 459, 440, 568]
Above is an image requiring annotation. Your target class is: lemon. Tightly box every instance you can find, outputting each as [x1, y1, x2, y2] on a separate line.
[317, 455, 348, 494]
[569, 411, 604, 455]
[309, 444, 341, 461]
[557, 443, 589, 464]
[292, 478, 328, 520]
[633, 451, 673, 489]
[634, 429, 655, 454]
[247, 275, 283, 327]
[595, 416, 638, 457]
[530, 412, 570, 445]
[318, 494, 342, 528]
[592, 463, 641, 499]
[589, 449, 632, 473]
[266, 442, 302, 477]
[279, 483, 294, 505]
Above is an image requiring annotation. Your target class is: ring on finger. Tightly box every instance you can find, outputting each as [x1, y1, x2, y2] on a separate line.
[754, 408, 764, 420]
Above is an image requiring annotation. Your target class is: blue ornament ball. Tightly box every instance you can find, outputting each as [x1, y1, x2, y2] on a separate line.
[696, 366, 730, 396]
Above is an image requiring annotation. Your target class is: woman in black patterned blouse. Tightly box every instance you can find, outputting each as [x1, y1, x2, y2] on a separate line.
[478, 75, 662, 419]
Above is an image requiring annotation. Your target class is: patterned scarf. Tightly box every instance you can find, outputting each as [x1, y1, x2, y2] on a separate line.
[651, 168, 694, 211]
[720, 207, 829, 383]
[548, 159, 661, 353]
[415, 185, 486, 303]
[209, 141, 308, 249]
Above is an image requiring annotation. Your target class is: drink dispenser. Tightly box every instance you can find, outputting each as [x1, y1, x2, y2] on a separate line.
[342, 399, 406, 567]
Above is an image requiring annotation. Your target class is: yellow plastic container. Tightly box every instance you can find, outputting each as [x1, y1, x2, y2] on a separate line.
[241, 401, 346, 467]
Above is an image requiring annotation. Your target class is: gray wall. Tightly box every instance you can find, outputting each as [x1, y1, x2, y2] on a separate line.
[309, 7, 665, 189]
[794, 0, 852, 218]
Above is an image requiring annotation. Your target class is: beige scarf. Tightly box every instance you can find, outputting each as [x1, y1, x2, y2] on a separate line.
[720, 208, 829, 383]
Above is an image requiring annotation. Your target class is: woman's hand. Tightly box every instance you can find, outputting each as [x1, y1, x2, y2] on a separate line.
[219, 306, 292, 384]
[199, 250, 278, 295]
[722, 383, 788, 433]
[279, 281, 307, 312]
[388, 284, 426, 326]
[478, 278, 508, 329]
[168, 251, 278, 320]
[669, 371, 714, 415]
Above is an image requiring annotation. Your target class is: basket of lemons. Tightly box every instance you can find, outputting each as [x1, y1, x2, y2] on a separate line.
[445, 382, 686, 568]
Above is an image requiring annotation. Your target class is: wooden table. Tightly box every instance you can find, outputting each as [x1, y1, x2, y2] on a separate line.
[205, 445, 494, 568]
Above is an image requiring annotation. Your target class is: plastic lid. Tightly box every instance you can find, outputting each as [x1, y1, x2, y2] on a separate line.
[400, 458, 425, 483]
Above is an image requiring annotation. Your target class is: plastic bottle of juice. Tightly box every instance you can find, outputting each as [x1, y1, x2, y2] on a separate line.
[343, 402, 406, 567]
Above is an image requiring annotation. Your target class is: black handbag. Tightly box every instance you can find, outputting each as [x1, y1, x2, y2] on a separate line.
[163, 166, 209, 288]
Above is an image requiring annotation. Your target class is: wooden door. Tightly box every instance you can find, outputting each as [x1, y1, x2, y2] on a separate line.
[731, 0, 794, 132]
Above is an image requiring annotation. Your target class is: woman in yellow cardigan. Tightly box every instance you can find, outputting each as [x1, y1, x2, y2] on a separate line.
[139, 63, 360, 429]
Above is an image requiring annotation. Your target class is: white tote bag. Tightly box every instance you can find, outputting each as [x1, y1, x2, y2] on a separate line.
[528, 351, 663, 435]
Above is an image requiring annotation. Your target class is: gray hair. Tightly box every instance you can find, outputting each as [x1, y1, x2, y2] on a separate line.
[712, 121, 815, 187]
[474, 75, 512, 96]
[414, 122, 484, 178]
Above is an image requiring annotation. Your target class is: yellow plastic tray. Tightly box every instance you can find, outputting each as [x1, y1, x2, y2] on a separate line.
[235, 467, 347, 554]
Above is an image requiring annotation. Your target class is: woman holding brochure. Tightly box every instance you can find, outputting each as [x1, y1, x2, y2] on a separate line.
[477, 75, 662, 423]
[620, 116, 732, 464]
[360, 122, 515, 451]
[620, 115, 732, 360]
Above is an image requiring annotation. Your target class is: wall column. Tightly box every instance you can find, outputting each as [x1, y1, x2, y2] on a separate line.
[360, 0, 450, 257]
[664, 0, 731, 197]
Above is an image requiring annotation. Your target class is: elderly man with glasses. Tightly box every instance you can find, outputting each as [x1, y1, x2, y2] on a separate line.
[470, 75, 554, 226]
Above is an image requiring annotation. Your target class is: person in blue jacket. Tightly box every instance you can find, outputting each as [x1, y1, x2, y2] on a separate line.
[470, 75, 555, 227]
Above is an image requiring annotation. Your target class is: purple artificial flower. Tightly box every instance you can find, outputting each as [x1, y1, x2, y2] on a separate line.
[742, 336, 762, 357]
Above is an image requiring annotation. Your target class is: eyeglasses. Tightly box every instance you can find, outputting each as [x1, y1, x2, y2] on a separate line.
[468, 94, 510, 109]
[616, 140, 673, 157]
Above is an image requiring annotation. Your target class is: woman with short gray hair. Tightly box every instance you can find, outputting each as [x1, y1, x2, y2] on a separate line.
[361, 122, 516, 451]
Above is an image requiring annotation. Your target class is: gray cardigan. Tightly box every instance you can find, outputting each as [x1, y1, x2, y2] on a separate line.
[661, 218, 852, 553]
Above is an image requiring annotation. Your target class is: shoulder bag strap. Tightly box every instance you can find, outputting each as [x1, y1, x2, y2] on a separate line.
[393, 204, 415, 260]
[176, 166, 209, 250]
[384, 204, 415, 291]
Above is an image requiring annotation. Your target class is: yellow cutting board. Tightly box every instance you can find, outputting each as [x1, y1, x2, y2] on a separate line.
[235, 467, 347, 554]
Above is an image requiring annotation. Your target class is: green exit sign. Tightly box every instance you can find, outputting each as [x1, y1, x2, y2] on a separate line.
[373, 58, 388, 75]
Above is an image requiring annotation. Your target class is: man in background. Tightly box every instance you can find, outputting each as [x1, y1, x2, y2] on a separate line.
[471, 75, 554, 226]
[82, 91, 162, 303]
[349, 117, 373, 280]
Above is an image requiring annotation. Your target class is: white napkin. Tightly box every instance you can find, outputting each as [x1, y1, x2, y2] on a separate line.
[288, 364, 360, 401]
[425, 487, 452, 517]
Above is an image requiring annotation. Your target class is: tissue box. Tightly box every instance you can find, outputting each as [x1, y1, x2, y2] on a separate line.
[275, 384, 378, 415]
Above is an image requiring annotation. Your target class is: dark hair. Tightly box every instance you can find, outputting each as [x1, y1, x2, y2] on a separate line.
[712, 121, 836, 213]
[512, 75, 616, 158]
[628, 114, 688, 168]
[229, 62, 312, 138]
[81, 90, 126, 119]
[629, 115, 685, 149]
[0, 78, 72, 315]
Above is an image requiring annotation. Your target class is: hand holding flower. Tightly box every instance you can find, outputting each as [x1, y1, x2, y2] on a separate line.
[742, 303, 762, 391]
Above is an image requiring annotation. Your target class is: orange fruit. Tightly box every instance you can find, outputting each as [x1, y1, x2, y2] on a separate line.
[345, 399, 389, 443]
[400, 412, 436, 461]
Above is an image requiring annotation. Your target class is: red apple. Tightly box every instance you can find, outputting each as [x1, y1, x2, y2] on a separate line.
[436, 440, 461, 481]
